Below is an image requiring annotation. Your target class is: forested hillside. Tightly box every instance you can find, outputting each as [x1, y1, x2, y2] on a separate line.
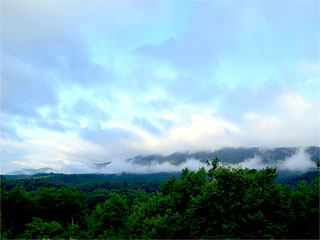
[127, 146, 319, 165]
[1, 159, 319, 239]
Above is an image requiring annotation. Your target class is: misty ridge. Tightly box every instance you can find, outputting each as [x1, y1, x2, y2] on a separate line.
[8, 146, 318, 175]
[68, 146, 319, 174]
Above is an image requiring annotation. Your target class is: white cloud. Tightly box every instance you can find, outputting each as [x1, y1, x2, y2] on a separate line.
[277, 148, 316, 172]
[238, 156, 266, 170]
[94, 158, 207, 175]
[129, 112, 241, 155]
[276, 92, 311, 117]
[233, 148, 317, 172]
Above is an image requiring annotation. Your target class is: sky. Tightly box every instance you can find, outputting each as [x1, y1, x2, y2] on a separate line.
[1, 0, 319, 173]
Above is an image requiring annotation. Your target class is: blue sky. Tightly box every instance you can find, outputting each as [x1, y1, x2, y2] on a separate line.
[1, 0, 319, 173]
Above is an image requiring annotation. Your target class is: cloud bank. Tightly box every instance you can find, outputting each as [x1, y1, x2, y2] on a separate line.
[1, 1, 319, 173]
[233, 148, 317, 173]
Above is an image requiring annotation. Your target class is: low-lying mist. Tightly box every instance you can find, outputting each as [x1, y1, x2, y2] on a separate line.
[59, 147, 317, 175]
[232, 148, 316, 172]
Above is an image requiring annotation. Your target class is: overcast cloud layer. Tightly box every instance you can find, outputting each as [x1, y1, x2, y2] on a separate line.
[1, 0, 319, 173]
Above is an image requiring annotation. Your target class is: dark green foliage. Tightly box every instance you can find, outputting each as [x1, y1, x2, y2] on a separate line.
[86, 188, 109, 209]
[1, 172, 170, 194]
[187, 166, 293, 239]
[0, 160, 319, 239]
[1, 186, 34, 238]
[288, 176, 320, 239]
[126, 168, 208, 239]
[125, 160, 319, 239]
[22, 217, 64, 239]
[87, 192, 129, 238]
[34, 187, 87, 226]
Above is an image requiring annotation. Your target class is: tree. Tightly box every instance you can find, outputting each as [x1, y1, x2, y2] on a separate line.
[126, 168, 208, 239]
[1, 186, 34, 238]
[289, 175, 319, 239]
[187, 165, 294, 239]
[87, 192, 129, 238]
[22, 217, 63, 239]
[125, 159, 309, 239]
[34, 187, 87, 226]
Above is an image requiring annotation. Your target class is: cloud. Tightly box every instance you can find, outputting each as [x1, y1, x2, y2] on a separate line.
[89, 158, 207, 175]
[0, 115, 22, 141]
[128, 112, 241, 155]
[1, 90, 319, 174]
[133, 117, 160, 136]
[52, 147, 318, 174]
[277, 148, 316, 172]
[234, 148, 317, 172]
[1, 1, 319, 173]
[35, 118, 68, 133]
[2, 0, 111, 94]
[0, 140, 34, 173]
[1, 56, 58, 118]
[136, 1, 319, 71]
[276, 92, 312, 117]
[238, 156, 266, 170]
[136, 1, 243, 70]
[79, 125, 138, 145]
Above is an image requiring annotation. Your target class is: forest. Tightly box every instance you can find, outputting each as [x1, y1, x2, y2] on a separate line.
[1, 159, 319, 239]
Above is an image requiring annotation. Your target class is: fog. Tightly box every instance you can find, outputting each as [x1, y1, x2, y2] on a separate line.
[4, 146, 317, 175]
[56, 147, 317, 175]
[234, 148, 317, 172]
[276, 148, 316, 172]
[57, 158, 206, 175]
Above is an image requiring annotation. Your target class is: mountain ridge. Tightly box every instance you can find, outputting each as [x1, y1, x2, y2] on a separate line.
[5, 146, 319, 175]
[126, 146, 319, 166]
[6, 167, 59, 176]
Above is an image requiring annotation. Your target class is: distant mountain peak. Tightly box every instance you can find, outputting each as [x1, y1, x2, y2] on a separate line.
[6, 167, 59, 175]
[94, 161, 112, 169]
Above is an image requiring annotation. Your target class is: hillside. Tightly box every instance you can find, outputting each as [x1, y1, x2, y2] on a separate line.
[126, 146, 319, 166]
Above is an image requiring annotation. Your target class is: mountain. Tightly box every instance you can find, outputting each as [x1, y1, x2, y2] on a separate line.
[94, 161, 112, 169]
[126, 146, 319, 166]
[6, 167, 59, 175]
[5, 147, 319, 176]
